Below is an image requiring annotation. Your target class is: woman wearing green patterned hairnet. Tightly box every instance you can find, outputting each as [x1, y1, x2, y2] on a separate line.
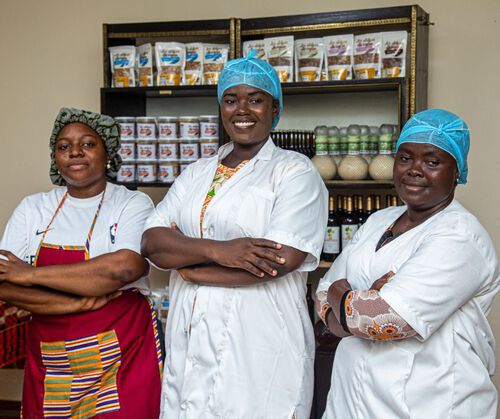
[0, 108, 162, 417]
[142, 50, 328, 418]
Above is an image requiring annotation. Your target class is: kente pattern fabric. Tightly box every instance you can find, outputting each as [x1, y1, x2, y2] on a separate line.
[217, 49, 283, 128]
[396, 108, 470, 184]
[199, 161, 248, 237]
[49, 107, 122, 186]
[41, 330, 121, 418]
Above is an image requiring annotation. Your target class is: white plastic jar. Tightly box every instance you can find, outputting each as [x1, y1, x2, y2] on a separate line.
[158, 139, 179, 161]
[179, 138, 200, 160]
[199, 115, 219, 139]
[158, 160, 180, 183]
[115, 117, 136, 140]
[200, 138, 219, 158]
[117, 161, 136, 182]
[136, 160, 157, 182]
[136, 140, 157, 161]
[179, 116, 200, 139]
[136, 116, 157, 140]
[158, 116, 178, 139]
[118, 141, 136, 161]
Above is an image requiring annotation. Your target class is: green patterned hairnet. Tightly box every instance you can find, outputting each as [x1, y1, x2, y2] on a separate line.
[49, 107, 122, 186]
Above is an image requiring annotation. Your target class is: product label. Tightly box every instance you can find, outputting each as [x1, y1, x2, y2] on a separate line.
[359, 141, 370, 154]
[316, 142, 328, 156]
[137, 123, 156, 139]
[379, 140, 393, 155]
[341, 224, 359, 248]
[159, 123, 177, 139]
[328, 143, 340, 156]
[119, 143, 135, 161]
[119, 123, 135, 140]
[158, 164, 179, 183]
[323, 226, 340, 254]
[180, 143, 199, 159]
[347, 142, 360, 155]
[201, 122, 219, 138]
[137, 143, 157, 160]
[159, 143, 178, 160]
[137, 164, 157, 182]
[117, 164, 135, 182]
[201, 142, 219, 158]
[180, 122, 200, 138]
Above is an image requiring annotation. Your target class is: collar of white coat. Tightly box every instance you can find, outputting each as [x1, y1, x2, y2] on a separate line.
[217, 137, 275, 162]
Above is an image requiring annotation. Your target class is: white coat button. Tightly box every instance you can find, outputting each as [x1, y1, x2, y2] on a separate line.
[181, 401, 188, 410]
[208, 225, 215, 237]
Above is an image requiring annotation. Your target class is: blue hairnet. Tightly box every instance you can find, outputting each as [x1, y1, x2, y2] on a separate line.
[217, 49, 283, 129]
[396, 109, 470, 184]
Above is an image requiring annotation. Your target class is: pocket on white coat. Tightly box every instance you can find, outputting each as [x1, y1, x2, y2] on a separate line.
[235, 186, 275, 237]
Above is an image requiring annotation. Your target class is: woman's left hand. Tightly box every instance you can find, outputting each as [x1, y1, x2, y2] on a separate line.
[327, 278, 352, 312]
[0, 250, 35, 286]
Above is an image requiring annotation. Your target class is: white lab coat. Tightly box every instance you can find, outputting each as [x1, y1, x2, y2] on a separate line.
[317, 200, 499, 419]
[145, 138, 328, 419]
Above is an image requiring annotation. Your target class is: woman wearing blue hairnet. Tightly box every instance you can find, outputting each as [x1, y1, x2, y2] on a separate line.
[142, 50, 328, 418]
[317, 109, 499, 418]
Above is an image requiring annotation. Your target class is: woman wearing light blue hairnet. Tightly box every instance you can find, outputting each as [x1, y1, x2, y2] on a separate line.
[142, 50, 328, 418]
[317, 109, 499, 418]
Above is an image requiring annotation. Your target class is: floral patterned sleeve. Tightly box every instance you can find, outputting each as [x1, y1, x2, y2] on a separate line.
[315, 289, 330, 324]
[344, 290, 416, 341]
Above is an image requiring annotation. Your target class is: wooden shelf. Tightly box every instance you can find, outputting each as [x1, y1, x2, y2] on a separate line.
[115, 179, 393, 190]
[101, 78, 403, 98]
[324, 180, 394, 189]
[101, 85, 218, 98]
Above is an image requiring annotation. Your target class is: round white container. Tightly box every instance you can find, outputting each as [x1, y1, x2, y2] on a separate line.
[117, 161, 136, 182]
[136, 116, 157, 140]
[158, 160, 180, 183]
[179, 116, 200, 139]
[199, 115, 219, 138]
[137, 140, 157, 161]
[136, 160, 157, 182]
[115, 117, 136, 140]
[179, 138, 200, 160]
[118, 141, 135, 161]
[158, 116, 178, 139]
[158, 139, 179, 161]
[200, 138, 219, 158]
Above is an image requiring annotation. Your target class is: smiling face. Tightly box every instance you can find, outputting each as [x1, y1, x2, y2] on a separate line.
[55, 122, 108, 193]
[220, 84, 279, 147]
[394, 142, 458, 212]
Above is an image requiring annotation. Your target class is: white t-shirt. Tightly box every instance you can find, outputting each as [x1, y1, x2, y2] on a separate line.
[0, 182, 154, 294]
[145, 138, 328, 419]
[317, 200, 499, 419]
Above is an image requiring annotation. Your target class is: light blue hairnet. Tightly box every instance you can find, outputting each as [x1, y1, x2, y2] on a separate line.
[217, 49, 283, 129]
[396, 109, 470, 184]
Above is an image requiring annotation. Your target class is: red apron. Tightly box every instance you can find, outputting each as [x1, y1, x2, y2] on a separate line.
[22, 190, 162, 418]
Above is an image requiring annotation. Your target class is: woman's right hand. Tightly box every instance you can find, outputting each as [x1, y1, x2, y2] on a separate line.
[210, 238, 285, 278]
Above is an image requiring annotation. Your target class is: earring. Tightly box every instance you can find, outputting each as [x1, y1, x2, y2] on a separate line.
[106, 161, 111, 169]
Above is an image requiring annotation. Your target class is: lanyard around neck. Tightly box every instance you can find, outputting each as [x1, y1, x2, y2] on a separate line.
[37, 188, 106, 254]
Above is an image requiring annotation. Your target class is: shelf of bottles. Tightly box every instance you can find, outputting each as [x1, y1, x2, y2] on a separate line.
[318, 192, 401, 269]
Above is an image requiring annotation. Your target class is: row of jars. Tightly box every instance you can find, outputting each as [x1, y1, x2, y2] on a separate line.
[119, 138, 219, 162]
[117, 160, 189, 184]
[312, 124, 398, 181]
[115, 115, 219, 140]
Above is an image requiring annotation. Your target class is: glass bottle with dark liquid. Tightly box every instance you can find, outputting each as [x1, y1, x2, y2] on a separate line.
[322, 196, 341, 261]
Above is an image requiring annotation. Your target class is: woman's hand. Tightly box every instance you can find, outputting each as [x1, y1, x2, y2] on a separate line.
[327, 278, 352, 311]
[210, 238, 285, 278]
[0, 250, 34, 286]
[370, 271, 395, 291]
